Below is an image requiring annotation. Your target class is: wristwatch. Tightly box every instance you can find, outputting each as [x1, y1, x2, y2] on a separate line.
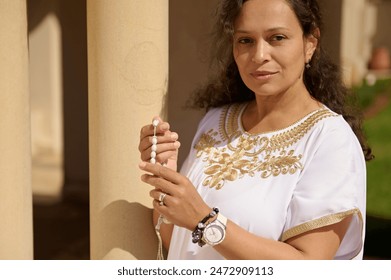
[201, 213, 227, 246]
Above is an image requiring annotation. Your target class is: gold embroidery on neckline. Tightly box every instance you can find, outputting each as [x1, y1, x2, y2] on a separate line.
[194, 103, 337, 189]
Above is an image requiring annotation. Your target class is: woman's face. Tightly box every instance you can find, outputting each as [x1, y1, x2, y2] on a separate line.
[233, 0, 317, 98]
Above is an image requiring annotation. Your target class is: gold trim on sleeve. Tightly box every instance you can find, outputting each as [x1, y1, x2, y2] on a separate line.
[281, 208, 363, 242]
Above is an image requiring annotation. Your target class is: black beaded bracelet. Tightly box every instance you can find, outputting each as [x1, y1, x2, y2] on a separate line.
[191, 207, 219, 247]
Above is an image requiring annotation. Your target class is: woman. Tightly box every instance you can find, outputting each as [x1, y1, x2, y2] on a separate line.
[138, 0, 373, 259]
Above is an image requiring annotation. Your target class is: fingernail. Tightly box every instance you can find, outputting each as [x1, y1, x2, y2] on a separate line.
[174, 141, 181, 148]
[160, 123, 169, 131]
[139, 162, 147, 169]
[171, 132, 178, 140]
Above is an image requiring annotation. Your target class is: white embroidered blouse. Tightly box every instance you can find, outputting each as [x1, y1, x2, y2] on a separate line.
[167, 102, 366, 260]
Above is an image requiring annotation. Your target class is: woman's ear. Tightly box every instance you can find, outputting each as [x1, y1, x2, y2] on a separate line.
[305, 28, 320, 62]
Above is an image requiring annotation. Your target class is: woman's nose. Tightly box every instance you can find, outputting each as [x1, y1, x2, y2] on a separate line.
[251, 40, 271, 64]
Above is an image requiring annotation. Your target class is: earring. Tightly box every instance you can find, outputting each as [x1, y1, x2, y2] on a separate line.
[305, 62, 311, 69]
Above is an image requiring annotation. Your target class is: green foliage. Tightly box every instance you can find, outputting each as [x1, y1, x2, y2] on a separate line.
[352, 76, 391, 109]
[364, 104, 391, 218]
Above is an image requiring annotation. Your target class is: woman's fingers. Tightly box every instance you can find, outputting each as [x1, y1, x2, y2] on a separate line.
[141, 174, 178, 199]
[139, 131, 178, 153]
[139, 117, 180, 171]
[139, 118, 170, 140]
[150, 189, 172, 206]
[139, 162, 183, 187]
[140, 141, 180, 162]
[140, 162, 212, 231]
[138, 118, 179, 164]
[154, 146, 180, 163]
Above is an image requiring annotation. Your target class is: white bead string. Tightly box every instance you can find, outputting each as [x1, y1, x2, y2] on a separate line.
[150, 119, 159, 164]
[151, 119, 165, 260]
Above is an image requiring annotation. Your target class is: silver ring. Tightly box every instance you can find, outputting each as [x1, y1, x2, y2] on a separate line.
[158, 192, 167, 206]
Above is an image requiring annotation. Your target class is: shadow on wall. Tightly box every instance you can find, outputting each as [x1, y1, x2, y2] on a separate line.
[93, 201, 158, 260]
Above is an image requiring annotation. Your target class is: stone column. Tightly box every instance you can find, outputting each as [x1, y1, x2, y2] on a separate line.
[0, 0, 33, 259]
[340, 0, 378, 86]
[87, 0, 168, 259]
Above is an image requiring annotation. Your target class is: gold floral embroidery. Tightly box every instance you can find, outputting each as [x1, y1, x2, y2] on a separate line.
[194, 129, 221, 157]
[195, 103, 337, 189]
[260, 150, 303, 178]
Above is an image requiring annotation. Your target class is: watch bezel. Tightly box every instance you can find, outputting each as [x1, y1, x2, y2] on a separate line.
[201, 215, 227, 246]
[203, 224, 225, 245]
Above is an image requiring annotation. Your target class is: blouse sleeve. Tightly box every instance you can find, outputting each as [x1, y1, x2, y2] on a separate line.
[282, 119, 366, 259]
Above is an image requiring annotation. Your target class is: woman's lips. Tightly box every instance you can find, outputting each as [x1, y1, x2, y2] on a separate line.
[250, 71, 278, 80]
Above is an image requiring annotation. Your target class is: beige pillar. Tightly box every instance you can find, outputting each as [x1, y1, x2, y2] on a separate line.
[341, 0, 378, 86]
[87, 0, 168, 259]
[0, 0, 33, 259]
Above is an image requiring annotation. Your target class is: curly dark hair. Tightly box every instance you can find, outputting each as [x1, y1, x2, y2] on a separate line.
[191, 0, 373, 161]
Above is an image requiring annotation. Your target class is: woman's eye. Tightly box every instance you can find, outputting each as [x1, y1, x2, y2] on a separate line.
[237, 38, 253, 44]
[272, 35, 286, 41]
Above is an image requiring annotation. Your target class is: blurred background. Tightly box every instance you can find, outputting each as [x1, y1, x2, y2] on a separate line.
[10, 0, 391, 259]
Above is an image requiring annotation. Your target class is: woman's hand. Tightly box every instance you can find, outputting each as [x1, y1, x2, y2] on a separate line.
[138, 117, 180, 171]
[139, 161, 211, 231]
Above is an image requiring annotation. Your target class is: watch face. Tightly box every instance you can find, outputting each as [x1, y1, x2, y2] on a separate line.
[204, 224, 224, 244]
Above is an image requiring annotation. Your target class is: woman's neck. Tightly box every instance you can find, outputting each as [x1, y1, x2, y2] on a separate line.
[242, 90, 322, 134]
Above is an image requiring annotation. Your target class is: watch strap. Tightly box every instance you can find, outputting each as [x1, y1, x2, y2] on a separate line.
[216, 213, 227, 228]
